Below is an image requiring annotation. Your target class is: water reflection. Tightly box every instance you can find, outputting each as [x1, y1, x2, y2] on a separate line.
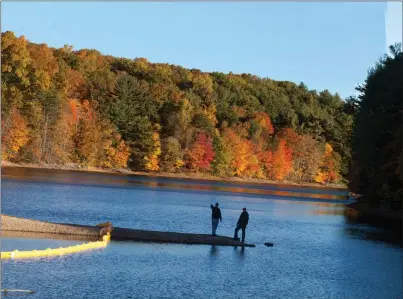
[208, 245, 246, 261]
[233, 246, 246, 261]
[2, 166, 349, 192]
[2, 169, 402, 299]
[2, 166, 349, 202]
[210, 245, 219, 257]
[311, 208, 345, 216]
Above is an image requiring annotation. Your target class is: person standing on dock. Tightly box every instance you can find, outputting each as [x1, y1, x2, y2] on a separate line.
[234, 208, 249, 243]
[210, 203, 222, 236]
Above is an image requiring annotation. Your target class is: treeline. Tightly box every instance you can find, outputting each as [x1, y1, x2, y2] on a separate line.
[1, 31, 355, 184]
[349, 44, 402, 210]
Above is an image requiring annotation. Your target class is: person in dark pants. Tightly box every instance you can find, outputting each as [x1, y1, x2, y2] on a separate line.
[210, 203, 222, 236]
[234, 208, 249, 242]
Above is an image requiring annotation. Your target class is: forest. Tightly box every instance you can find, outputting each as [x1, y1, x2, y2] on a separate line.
[2, 31, 357, 185]
[349, 44, 402, 210]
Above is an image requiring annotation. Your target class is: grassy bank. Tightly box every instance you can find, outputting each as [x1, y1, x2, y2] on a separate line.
[1, 161, 347, 190]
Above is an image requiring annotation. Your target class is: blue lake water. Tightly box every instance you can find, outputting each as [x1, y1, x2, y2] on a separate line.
[1, 167, 402, 299]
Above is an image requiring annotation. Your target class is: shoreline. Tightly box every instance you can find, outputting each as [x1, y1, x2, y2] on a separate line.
[1, 161, 347, 191]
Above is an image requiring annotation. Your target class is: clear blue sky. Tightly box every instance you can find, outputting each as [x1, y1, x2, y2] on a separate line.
[2, 2, 393, 99]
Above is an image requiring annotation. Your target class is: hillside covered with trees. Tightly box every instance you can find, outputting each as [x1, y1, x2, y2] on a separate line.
[1, 31, 355, 185]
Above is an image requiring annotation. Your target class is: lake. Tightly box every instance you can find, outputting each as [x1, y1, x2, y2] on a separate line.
[1, 167, 402, 299]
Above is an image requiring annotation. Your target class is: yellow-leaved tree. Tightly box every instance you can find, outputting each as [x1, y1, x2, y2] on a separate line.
[1, 108, 30, 161]
[315, 143, 339, 184]
[144, 131, 161, 171]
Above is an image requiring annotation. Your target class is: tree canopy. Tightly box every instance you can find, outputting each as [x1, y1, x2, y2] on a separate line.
[350, 43, 402, 209]
[1, 31, 356, 185]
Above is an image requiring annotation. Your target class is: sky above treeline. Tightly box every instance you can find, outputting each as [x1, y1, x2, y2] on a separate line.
[2, 2, 401, 99]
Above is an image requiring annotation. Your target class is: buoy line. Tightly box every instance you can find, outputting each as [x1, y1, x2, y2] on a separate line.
[1, 233, 110, 260]
[1, 289, 35, 294]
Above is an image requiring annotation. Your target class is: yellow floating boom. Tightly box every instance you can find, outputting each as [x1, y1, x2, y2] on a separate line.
[1, 289, 35, 294]
[1, 233, 110, 260]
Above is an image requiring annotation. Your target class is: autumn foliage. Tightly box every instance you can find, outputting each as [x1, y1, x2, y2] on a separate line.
[0, 31, 351, 184]
[144, 132, 161, 171]
[185, 133, 215, 171]
[315, 143, 338, 184]
[1, 108, 30, 160]
[270, 139, 293, 180]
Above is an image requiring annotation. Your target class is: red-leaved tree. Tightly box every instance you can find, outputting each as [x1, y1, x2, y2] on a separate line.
[185, 133, 215, 172]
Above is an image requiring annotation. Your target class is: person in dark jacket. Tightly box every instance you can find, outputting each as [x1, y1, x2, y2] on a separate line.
[234, 208, 249, 242]
[210, 203, 222, 236]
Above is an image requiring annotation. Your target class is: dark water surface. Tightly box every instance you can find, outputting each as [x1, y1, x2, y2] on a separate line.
[1, 168, 402, 299]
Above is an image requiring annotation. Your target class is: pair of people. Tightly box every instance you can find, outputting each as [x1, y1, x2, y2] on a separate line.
[210, 203, 249, 243]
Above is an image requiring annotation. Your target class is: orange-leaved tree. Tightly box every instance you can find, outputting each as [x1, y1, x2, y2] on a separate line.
[270, 138, 293, 180]
[257, 150, 273, 177]
[222, 128, 262, 177]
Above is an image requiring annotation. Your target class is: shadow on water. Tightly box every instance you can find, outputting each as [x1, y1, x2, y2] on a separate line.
[344, 210, 402, 247]
[343, 226, 402, 247]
